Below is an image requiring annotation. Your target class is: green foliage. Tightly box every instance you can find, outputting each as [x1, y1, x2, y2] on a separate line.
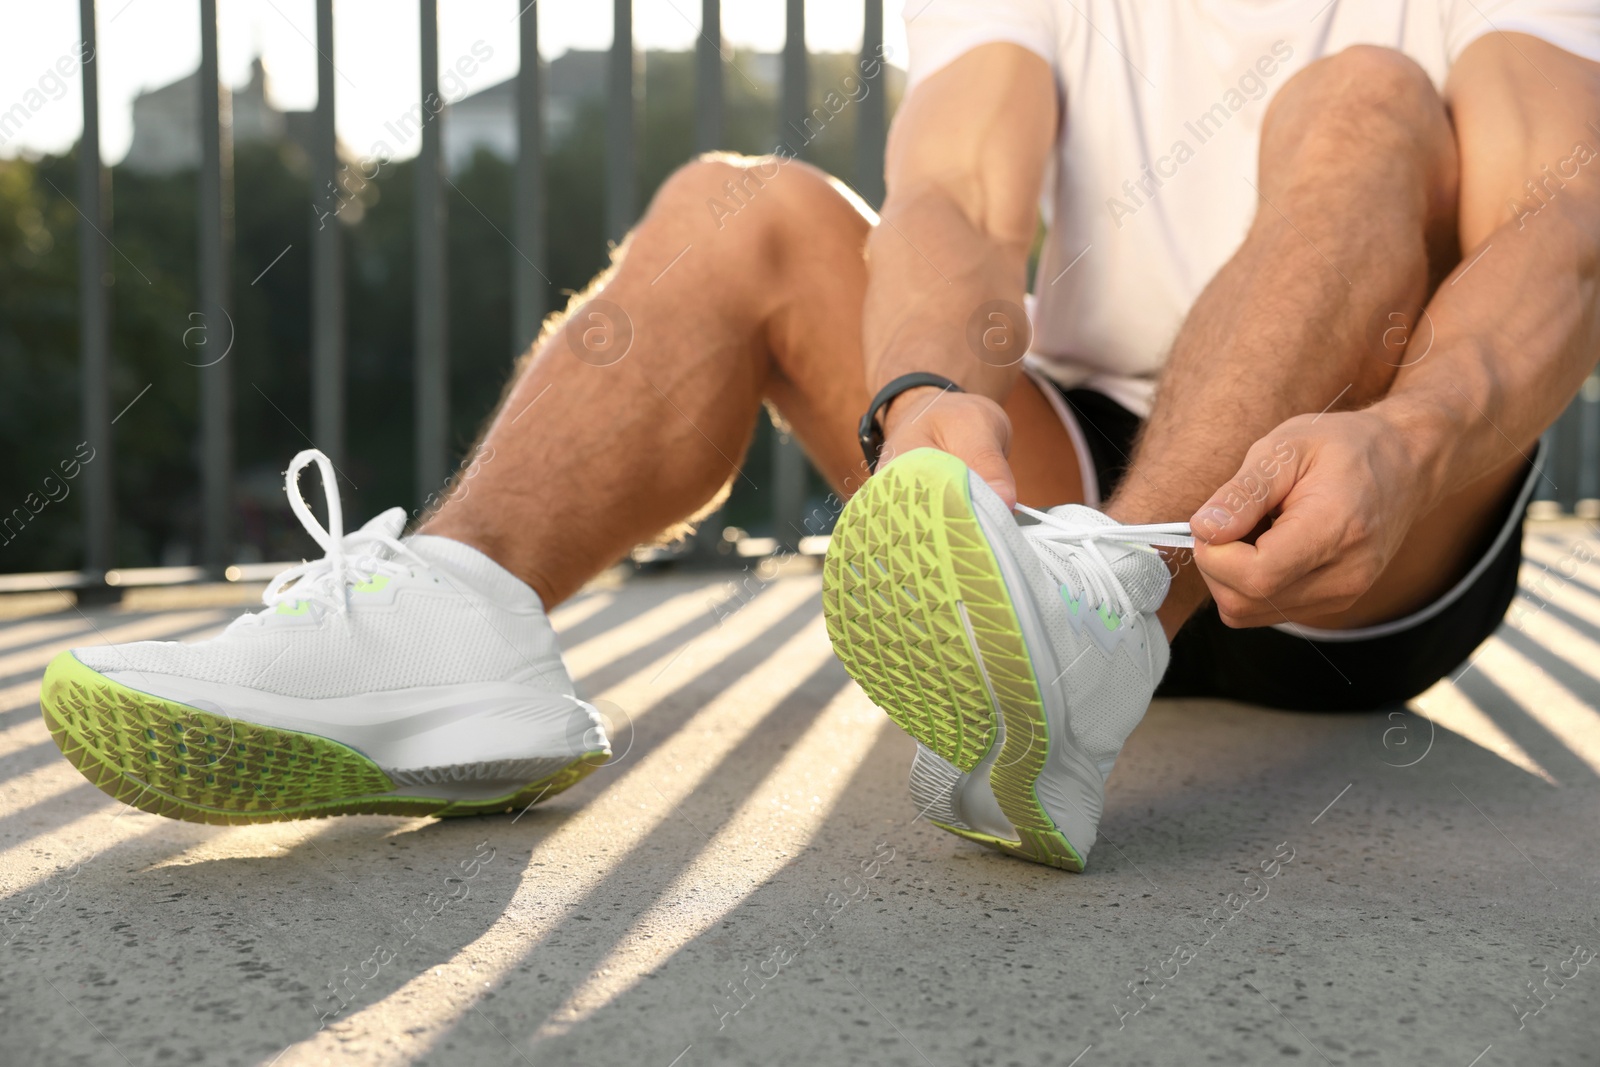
[0, 51, 897, 571]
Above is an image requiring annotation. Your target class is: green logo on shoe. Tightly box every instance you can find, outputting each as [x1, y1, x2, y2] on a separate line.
[1059, 590, 1120, 631]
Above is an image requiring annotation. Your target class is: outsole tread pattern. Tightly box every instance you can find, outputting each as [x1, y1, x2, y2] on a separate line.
[40, 652, 604, 825]
[822, 449, 1084, 871]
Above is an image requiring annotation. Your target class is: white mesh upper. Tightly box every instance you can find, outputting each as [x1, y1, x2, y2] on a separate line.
[1028, 504, 1172, 769]
[1033, 504, 1171, 614]
[972, 484, 1173, 776]
[74, 534, 574, 700]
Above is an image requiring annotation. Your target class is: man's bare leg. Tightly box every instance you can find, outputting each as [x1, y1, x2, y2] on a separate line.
[1106, 46, 1524, 636]
[423, 156, 1081, 607]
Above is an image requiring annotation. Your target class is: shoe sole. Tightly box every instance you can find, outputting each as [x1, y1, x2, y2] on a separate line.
[40, 652, 606, 825]
[822, 449, 1084, 871]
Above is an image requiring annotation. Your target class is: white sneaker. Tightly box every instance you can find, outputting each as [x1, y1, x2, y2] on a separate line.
[822, 448, 1190, 870]
[41, 449, 609, 825]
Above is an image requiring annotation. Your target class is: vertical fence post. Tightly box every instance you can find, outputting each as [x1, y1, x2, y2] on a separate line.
[606, 0, 636, 244]
[781, 0, 808, 149]
[312, 0, 345, 472]
[771, 0, 809, 552]
[685, 0, 727, 562]
[694, 0, 723, 154]
[513, 3, 547, 357]
[198, 0, 234, 571]
[1579, 375, 1600, 511]
[1555, 396, 1580, 511]
[415, 0, 449, 501]
[857, 0, 886, 209]
[77, 0, 114, 577]
[1536, 427, 1557, 505]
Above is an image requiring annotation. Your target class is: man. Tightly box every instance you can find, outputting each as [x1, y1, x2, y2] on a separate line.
[41, 3, 1600, 870]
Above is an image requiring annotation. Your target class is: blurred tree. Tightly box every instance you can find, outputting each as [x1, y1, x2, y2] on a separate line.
[0, 154, 88, 572]
[0, 49, 898, 572]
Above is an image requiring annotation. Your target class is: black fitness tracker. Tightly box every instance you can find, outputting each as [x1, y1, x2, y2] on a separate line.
[857, 373, 965, 472]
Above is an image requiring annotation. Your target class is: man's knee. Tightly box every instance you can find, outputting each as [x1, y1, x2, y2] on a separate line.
[1266, 45, 1446, 151]
[645, 153, 868, 248]
[654, 153, 785, 230]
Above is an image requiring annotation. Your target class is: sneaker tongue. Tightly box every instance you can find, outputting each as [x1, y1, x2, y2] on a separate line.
[359, 507, 408, 541]
[1044, 504, 1172, 615]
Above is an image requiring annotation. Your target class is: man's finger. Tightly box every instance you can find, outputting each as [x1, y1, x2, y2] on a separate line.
[1190, 438, 1301, 545]
[1205, 553, 1371, 627]
[881, 440, 1016, 507]
[1198, 504, 1345, 598]
[967, 444, 1018, 510]
[1247, 509, 1352, 588]
[881, 400, 1017, 508]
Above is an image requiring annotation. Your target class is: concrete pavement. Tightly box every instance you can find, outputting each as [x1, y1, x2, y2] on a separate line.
[0, 528, 1597, 1066]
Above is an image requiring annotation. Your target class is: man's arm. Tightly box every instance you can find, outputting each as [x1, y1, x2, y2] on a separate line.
[1193, 34, 1600, 625]
[866, 43, 1057, 507]
[1384, 33, 1600, 499]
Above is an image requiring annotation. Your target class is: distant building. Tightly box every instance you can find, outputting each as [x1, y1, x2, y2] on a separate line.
[443, 50, 608, 172]
[124, 49, 891, 176]
[123, 51, 622, 176]
[440, 50, 897, 174]
[123, 58, 318, 174]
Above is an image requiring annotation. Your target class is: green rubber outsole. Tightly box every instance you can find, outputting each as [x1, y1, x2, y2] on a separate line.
[40, 652, 606, 826]
[822, 449, 1083, 871]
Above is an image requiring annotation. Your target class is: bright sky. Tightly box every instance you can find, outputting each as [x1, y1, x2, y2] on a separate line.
[0, 1, 910, 163]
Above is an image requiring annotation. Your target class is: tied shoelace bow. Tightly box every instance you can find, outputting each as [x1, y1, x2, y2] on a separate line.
[1015, 505, 1195, 621]
[261, 449, 423, 616]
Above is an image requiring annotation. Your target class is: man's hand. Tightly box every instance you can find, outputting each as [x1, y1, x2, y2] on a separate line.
[1196, 34, 1600, 632]
[1189, 410, 1429, 627]
[878, 387, 1016, 507]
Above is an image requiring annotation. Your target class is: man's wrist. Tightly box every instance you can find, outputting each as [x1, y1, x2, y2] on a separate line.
[879, 384, 955, 435]
[1367, 389, 1469, 505]
[858, 373, 969, 470]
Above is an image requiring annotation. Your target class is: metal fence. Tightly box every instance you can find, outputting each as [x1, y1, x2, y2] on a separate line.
[64, 0, 887, 588]
[1538, 376, 1600, 515]
[51, 0, 1600, 592]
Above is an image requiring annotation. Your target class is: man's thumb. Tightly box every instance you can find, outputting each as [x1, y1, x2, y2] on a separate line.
[968, 444, 1017, 510]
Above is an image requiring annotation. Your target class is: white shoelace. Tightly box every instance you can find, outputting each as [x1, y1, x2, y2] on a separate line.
[1016, 505, 1194, 620]
[259, 449, 422, 617]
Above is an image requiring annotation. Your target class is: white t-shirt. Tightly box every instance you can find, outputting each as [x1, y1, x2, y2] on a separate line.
[904, 0, 1600, 416]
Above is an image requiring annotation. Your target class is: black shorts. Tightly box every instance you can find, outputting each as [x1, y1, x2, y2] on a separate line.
[1049, 385, 1542, 712]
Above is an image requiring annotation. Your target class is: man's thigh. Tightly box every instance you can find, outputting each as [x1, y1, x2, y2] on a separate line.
[1007, 374, 1087, 508]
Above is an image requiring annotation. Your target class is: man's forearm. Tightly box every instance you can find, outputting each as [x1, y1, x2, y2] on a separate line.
[1373, 186, 1600, 508]
[851, 43, 1056, 497]
[862, 182, 1035, 415]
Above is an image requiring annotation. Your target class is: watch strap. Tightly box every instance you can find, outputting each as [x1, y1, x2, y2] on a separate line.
[857, 373, 965, 473]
